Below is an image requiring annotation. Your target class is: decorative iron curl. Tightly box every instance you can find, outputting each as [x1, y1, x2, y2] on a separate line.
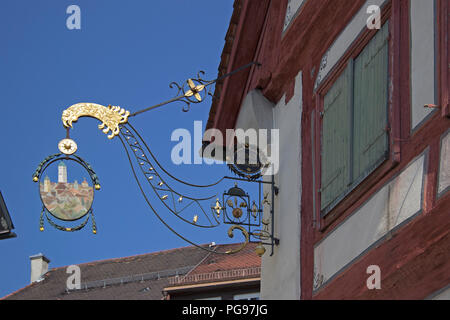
[251, 229, 271, 242]
[33, 153, 100, 189]
[118, 125, 221, 229]
[168, 71, 215, 112]
[32, 153, 61, 182]
[116, 132, 250, 255]
[41, 205, 92, 232]
[128, 62, 262, 118]
[225, 225, 250, 254]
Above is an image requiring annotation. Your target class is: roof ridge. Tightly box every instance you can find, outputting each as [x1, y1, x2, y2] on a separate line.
[48, 242, 242, 272]
[0, 281, 39, 300]
[49, 243, 207, 272]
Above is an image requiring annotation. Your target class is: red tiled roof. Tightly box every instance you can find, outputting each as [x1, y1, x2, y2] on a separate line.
[190, 242, 260, 275]
[2, 243, 260, 300]
[167, 242, 261, 287]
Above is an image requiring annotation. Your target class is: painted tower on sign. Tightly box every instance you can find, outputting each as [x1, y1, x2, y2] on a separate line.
[58, 161, 67, 183]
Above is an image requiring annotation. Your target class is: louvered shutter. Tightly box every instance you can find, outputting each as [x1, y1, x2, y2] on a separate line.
[321, 63, 352, 211]
[320, 23, 390, 214]
[352, 23, 389, 182]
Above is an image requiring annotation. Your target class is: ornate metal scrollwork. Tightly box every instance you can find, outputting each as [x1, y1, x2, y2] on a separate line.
[34, 62, 280, 256]
[62, 103, 130, 139]
[168, 71, 215, 112]
[225, 225, 250, 254]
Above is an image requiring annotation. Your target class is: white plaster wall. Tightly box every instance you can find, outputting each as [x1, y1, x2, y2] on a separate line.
[314, 0, 388, 90]
[314, 153, 426, 289]
[260, 72, 302, 300]
[410, 0, 436, 130]
[234, 73, 303, 300]
[438, 130, 450, 196]
[430, 285, 450, 300]
[235, 90, 275, 144]
[283, 0, 305, 32]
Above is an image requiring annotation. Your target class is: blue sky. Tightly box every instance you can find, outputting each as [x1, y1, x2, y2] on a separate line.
[0, 0, 236, 297]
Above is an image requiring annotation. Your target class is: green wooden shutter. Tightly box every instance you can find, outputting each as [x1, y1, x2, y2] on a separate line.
[321, 63, 352, 211]
[352, 23, 389, 182]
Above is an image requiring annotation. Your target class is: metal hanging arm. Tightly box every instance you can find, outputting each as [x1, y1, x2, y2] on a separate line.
[61, 62, 261, 140]
[51, 61, 282, 256]
[129, 61, 261, 117]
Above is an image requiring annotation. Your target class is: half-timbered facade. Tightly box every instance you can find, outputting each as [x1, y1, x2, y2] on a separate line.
[204, 0, 449, 299]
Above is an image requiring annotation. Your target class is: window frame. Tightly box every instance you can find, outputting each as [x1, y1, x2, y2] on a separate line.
[437, 0, 449, 119]
[233, 292, 260, 300]
[313, 2, 404, 230]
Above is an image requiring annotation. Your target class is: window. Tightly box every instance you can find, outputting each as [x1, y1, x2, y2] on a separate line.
[320, 22, 390, 215]
[233, 292, 260, 300]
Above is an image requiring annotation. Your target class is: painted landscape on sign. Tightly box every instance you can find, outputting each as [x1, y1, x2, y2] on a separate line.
[39, 161, 93, 221]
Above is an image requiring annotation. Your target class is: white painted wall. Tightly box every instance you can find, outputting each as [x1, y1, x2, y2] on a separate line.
[260, 72, 302, 300]
[314, 0, 388, 90]
[234, 72, 303, 300]
[430, 285, 450, 300]
[314, 153, 426, 289]
[410, 0, 437, 130]
[235, 90, 274, 143]
[283, 0, 305, 32]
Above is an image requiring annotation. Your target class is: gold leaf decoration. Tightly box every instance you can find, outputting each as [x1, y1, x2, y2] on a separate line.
[62, 103, 130, 139]
[225, 225, 249, 254]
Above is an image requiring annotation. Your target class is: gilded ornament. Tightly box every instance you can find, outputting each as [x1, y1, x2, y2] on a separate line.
[225, 225, 249, 254]
[62, 103, 130, 139]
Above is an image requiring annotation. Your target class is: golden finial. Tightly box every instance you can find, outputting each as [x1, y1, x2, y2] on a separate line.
[255, 243, 266, 257]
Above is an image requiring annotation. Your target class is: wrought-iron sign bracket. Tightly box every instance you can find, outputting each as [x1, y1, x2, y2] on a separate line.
[220, 175, 280, 256]
[32, 62, 280, 257]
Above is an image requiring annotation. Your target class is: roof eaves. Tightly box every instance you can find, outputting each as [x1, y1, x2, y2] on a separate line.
[206, 0, 243, 131]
